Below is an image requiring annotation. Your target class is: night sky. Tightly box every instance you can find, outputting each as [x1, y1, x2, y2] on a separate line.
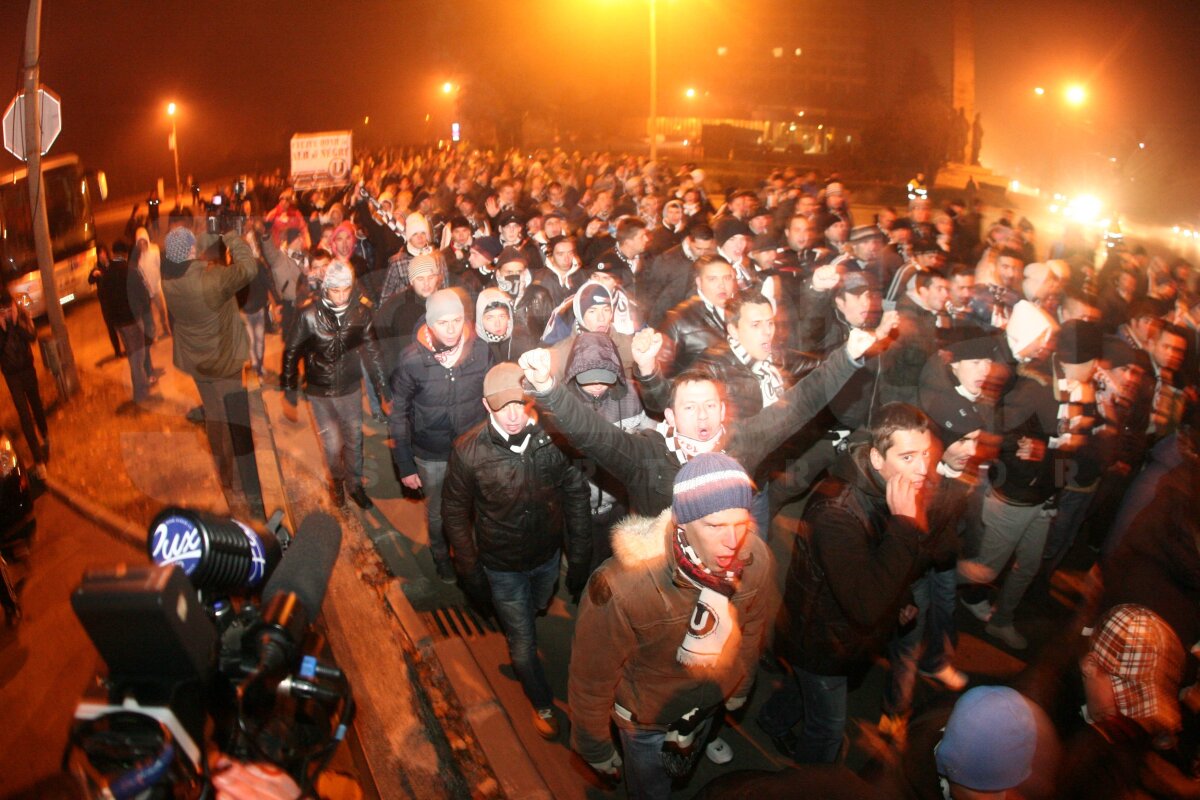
[0, 0, 1195, 221]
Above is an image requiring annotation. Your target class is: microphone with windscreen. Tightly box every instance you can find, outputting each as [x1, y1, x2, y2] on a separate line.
[252, 511, 343, 676]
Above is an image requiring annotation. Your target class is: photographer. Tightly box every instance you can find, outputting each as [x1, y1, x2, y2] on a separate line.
[161, 226, 265, 521]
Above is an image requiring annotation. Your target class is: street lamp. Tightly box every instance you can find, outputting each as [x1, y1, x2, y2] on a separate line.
[442, 81, 454, 94]
[166, 102, 181, 205]
[1064, 84, 1087, 106]
[684, 87, 696, 99]
[1033, 86, 1045, 96]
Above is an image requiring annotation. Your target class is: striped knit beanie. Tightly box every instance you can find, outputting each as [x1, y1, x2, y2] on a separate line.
[672, 452, 753, 524]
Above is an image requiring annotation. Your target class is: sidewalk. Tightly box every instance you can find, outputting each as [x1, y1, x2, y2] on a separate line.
[26, 305, 507, 798]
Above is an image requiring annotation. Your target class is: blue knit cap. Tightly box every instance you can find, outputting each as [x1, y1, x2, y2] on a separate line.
[672, 453, 754, 524]
[935, 686, 1037, 791]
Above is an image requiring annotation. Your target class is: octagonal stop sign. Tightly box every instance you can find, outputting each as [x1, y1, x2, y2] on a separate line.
[3, 87, 62, 160]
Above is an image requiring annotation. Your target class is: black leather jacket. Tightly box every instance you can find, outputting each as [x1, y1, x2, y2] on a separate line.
[661, 295, 726, 375]
[695, 341, 820, 423]
[442, 418, 592, 575]
[282, 293, 388, 400]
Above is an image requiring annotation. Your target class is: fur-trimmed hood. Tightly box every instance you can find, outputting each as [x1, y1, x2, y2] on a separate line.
[610, 509, 672, 568]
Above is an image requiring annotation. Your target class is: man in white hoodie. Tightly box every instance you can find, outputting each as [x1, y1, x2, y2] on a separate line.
[134, 227, 170, 340]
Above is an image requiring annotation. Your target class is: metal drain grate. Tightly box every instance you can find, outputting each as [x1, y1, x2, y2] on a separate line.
[422, 605, 499, 641]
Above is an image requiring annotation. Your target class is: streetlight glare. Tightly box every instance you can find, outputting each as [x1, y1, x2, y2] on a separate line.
[167, 102, 177, 116]
[684, 87, 696, 99]
[442, 82, 454, 94]
[1064, 85, 1086, 106]
[1033, 86, 1045, 96]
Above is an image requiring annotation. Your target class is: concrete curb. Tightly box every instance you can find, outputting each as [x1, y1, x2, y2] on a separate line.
[383, 584, 553, 800]
[43, 477, 146, 552]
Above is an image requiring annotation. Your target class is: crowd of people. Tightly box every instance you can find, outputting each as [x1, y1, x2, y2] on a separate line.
[88, 144, 1200, 798]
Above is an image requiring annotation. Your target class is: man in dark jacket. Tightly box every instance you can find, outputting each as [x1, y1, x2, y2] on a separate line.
[100, 240, 155, 405]
[589, 217, 650, 303]
[960, 320, 1098, 651]
[760, 403, 942, 764]
[389, 288, 492, 581]
[0, 287, 48, 477]
[661, 255, 738, 375]
[644, 223, 717, 327]
[520, 323, 879, 518]
[442, 362, 591, 740]
[282, 262, 389, 510]
[375, 252, 442, 370]
[492, 248, 554, 342]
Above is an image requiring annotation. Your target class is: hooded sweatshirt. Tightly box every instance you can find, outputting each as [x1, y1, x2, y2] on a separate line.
[475, 287, 536, 363]
[563, 332, 650, 513]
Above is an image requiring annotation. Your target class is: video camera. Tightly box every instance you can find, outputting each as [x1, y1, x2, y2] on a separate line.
[64, 507, 352, 799]
[205, 193, 245, 237]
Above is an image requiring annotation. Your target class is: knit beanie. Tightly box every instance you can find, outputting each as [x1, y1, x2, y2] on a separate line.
[935, 686, 1038, 792]
[322, 261, 354, 290]
[405, 212, 430, 238]
[672, 453, 754, 524]
[407, 253, 437, 283]
[164, 227, 196, 263]
[425, 288, 464, 324]
[1058, 319, 1103, 364]
[1005, 300, 1057, 362]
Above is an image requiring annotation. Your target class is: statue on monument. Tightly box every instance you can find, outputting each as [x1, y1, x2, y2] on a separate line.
[970, 112, 983, 166]
[951, 108, 969, 164]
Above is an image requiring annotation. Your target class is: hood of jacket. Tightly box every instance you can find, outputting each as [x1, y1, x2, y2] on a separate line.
[828, 439, 888, 509]
[564, 330, 626, 386]
[475, 287, 514, 342]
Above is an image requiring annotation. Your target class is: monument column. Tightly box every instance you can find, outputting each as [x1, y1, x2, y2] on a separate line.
[952, 0, 975, 164]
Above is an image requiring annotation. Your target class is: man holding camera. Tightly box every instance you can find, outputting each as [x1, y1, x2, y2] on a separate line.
[161, 226, 265, 521]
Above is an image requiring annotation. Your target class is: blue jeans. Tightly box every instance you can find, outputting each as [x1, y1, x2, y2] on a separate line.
[483, 552, 559, 710]
[242, 309, 266, 373]
[883, 566, 959, 716]
[361, 360, 383, 417]
[308, 388, 364, 486]
[617, 718, 713, 800]
[757, 668, 847, 763]
[1042, 485, 1096, 574]
[413, 456, 449, 564]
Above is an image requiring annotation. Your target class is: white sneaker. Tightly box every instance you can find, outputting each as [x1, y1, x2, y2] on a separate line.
[919, 665, 969, 692]
[962, 597, 993, 622]
[705, 736, 733, 764]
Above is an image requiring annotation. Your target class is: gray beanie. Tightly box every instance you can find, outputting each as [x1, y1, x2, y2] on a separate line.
[425, 288, 465, 324]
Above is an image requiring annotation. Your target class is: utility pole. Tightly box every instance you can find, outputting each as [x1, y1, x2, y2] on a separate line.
[648, 0, 658, 163]
[23, 0, 78, 397]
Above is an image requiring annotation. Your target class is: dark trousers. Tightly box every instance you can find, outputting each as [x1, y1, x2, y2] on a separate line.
[116, 322, 150, 402]
[194, 377, 262, 512]
[3, 367, 47, 463]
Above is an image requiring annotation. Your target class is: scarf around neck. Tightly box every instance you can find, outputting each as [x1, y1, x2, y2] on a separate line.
[419, 324, 466, 368]
[657, 420, 725, 464]
[673, 526, 742, 667]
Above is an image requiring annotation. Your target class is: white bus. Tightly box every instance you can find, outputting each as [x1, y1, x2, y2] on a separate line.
[1, 154, 107, 317]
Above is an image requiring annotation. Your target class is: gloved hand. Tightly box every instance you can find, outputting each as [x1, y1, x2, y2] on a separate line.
[725, 694, 748, 712]
[460, 567, 492, 612]
[565, 562, 590, 604]
[587, 750, 622, 781]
